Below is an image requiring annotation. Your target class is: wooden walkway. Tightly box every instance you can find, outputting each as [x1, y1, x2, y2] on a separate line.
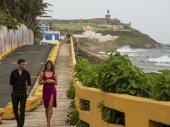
[0, 42, 75, 127]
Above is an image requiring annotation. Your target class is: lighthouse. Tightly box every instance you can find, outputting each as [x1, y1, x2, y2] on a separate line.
[105, 9, 111, 20]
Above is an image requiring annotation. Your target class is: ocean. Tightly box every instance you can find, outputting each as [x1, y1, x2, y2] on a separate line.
[116, 45, 170, 73]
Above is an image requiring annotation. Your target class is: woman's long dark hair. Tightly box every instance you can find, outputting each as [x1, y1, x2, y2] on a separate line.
[43, 60, 55, 72]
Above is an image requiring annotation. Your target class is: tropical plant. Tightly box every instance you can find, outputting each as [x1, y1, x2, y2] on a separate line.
[69, 100, 76, 110]
[74, 58, 98, 88]
[74, 51, 170, 126]
[0, 0, 51, 41]
[98, 101, 125, 125]
[67, 85, 75, 99]
[151, 70, 170, 101]
[76, 120, 89, 127]
[66, 110, 79, 125]
[97, 52, 150, 97]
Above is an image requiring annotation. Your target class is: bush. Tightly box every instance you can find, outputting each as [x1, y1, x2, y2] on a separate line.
[69, 100, 76, 110]
[98, 101, 125, 125]
[97, 52, 150, 97]
[74, 58, 98, 88]
[67, 85, 75, 99]
[76, 120, 89, 127]
[151, 70, 170, 101]
[66, 110, 79, 125]
[74, 51, 170, 126]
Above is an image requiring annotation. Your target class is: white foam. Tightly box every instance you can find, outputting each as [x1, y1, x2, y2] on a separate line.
[155, 63, 170, 67]
[116, 45, 144, 53]
[148, 55, 170, 63]
[99, 51, 106, 54]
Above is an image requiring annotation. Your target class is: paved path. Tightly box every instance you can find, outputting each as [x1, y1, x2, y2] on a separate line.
[0, 42, 75, 127]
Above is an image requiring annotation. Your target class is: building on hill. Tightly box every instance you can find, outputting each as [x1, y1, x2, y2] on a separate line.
[83, 25, 93, 33]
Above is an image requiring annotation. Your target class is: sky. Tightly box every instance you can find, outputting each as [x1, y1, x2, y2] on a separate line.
[44, 0, 170, 44]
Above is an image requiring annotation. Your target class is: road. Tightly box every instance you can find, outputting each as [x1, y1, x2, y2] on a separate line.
[0, 45, 53, 107]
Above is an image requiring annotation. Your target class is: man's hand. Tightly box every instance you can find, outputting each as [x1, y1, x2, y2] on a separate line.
[27, 86, 31, 96]
[10, 85, 13, 96]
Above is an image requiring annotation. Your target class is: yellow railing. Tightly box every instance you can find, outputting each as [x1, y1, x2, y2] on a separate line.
[70, 38, 170, 127]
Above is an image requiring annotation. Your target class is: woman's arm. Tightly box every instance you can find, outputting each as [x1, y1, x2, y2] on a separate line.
[39, 72, 47, 85]
[53, 73, 57, 85]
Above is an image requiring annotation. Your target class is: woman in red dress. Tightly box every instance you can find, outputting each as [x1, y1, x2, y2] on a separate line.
[39, 60, 57, 127]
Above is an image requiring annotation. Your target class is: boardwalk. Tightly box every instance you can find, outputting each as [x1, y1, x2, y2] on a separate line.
[1, 42, 75, 127]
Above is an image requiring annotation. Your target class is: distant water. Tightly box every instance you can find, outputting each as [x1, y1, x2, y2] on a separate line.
[116, 45, 170, 73]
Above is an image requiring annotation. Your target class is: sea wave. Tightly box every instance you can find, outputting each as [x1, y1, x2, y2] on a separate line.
[155, 63, 170, 67]
[117, 45, 144, 53]
[148, 55, 170, 63]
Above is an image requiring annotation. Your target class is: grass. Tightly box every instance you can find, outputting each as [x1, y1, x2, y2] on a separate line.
[54, 23, 112, 31]
[113, 25, 158, 47]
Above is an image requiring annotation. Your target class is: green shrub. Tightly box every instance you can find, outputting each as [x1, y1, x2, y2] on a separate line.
[66, 110, 79, 125]
[76, 120, 89, 127]
[67, 85, 75, 99]
[151, 70, 170, 101]
[74, 52, 170, 126]
[97, 52, 150, 97]
[74, 58, 98, 88]
[69, 100, 76, 110]
[98, 101, 125, 125]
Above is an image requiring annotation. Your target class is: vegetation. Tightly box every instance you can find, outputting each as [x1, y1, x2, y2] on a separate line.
[74, 51, 170, 125]
[74, 58, 98, 88]
[66, 82, 89, 127]
[98, 102, 125, 125]
[114, 25, 160, 48]
[54, 23, 112, 31]
[0, 10, 20, 29]
[66, 84, 75, 99]
[151, 70, 170, 101]
[97, 52, 150, 97]
[0, 0, 51, 41]
[66, 109, 79, 125]
[77, 38, 96, 49]
[76, 120, 89, 127]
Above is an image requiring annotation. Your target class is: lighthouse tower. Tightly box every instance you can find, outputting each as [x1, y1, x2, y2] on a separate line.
[105, 9, 111, 20]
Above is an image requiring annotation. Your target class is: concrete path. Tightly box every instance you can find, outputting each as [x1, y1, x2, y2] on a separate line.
[0, 42, 75, 127]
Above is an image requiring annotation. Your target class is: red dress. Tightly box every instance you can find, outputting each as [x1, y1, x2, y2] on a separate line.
[42, 71, 57, 108]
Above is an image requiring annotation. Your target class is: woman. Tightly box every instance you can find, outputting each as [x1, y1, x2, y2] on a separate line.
[39, 60, 57, 127]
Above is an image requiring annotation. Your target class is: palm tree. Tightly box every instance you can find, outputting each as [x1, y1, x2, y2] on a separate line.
[19, 0, 51, 27]
[0, 0, 51, 42]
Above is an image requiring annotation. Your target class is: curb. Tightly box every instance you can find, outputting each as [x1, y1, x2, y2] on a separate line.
[0, 45, 25, 59]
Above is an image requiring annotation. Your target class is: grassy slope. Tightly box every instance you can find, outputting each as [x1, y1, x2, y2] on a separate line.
[113, 25, 161, 48]
[54, 23, 112, 31]
[55, 22, 162, 49]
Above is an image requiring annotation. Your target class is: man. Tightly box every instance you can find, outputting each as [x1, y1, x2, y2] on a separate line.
[10, 59, 31, 127]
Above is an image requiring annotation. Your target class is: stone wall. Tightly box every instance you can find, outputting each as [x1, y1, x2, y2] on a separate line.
[0, 25, 34, 55]
[73, 40, 103, 64]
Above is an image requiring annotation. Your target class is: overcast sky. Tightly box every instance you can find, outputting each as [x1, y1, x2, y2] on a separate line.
[44, 0, 170, 44]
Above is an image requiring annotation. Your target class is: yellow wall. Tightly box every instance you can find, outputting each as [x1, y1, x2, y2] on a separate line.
[70, 37, 170, 127]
